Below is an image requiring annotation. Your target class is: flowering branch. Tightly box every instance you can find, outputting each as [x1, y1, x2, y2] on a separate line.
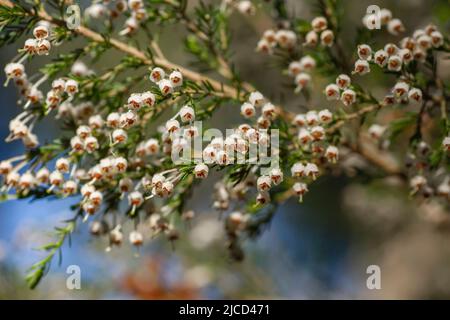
[0, 0, 448, 289]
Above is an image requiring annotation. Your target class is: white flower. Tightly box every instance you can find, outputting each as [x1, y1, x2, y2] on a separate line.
[311, 16, 327, 32]
[374, 50, 388, 67]
[18, 172, 35, 189]
[257, 116, 271, 129]
[88, 115, 104, 129]
[363, 14, 379, 30]
[293, 182, 308, 200]
[71, 136, 84, 152]
[430, 31, 444, 48]
[237, 0, 255, 15]
[310, 126, 325, 141]
[120, 110, 138, 128]
[114, 157, 128, 172]
[257, 175, 272, 192]
[262, 103, 277, 119]
[320, 30, 334, 47]
[410, 175, 427, 192]
[128, 191, 144, 206]
[109, 226, 123, 244]
[240, 102, 256, 118]
[293, 114, 306, 126]
[194, 163, 209, 179]
[263, 29, 277, 44]
[357, 44, 372, 60]
[295, 73, 311, 91]
[413, 48, 426, 63]
[81, 184, 96, 198]
[149, 67, 165, 83]
[128, 0, 143, 10]
[304, 31, 318, 46]
[107, 112, 120, 128]
[408, 88, 422, 103]
[180, 105, 195, 123]
[275, 30, 297, 49]
[169, 70, 183, 87]
[325, 84, 340, 101]
[56, 158, 70, 173]
[119, 177, 133, 193]
[270, 168, 284, 185]
[85, 3, 107, 19]
[23, 38, 38, 54]
[288, 61, 302, 76]
[216, 150, 229, 165]
[37, 39, 51, 55]
[62, 180, 78, 195]
[112, 129, 128, 143]
[353, 59, 370, 75]
[413, 29, 426, 39]
[387, 55, 402, 72]
[417, 34, 432, 50]
[151, 174, 166, 189]
[23, 133, 39, 149]
[341, 89, 356, 106]
[129, 231, 143, 246]
[141, 91, 156, 107]
[210, 137, 224, 149]
[49, 170, 64, 186]
[64, 79, 78, 95]
[84, 136, 99, 153]
[256, 192, 270, 205]
[6, 171, 20, 186]
[165, 119, 180, 133]
[299, 56, 316, 71]
[51, 79, 65, 93]
[5, 63, 25, 79]
[384, 43, 398, 56]
[400, 37, 416, 51]
[304, 163, 319, 179]
[306, 111, 319, 126]
[127, 93, 142, 109]
[387, 18, 405, 36]
[380, 8, 392, 25]
[392, 82, 409, 99]
[368, 124, 386, 140]
[336, 74, 351, 89]
[33, 24, 49, 39]
[318, 109, 333, 124]
[398, 49, 413, 64]
[291, 162, 305, 178]
[325, 146, 339, 163]
[256, 39, 272, 54]
[145, 138, 160, 155]
[249, 91, 264, 107]
[36, 167, 50, 183]
[298, 128, 312, 144]
[203, 145, 217, 164]
[99, 158, 113, 174]
[159, 79, 173, 95]
[71, 61, 90, 77]
[161, 181, 174, 197]
[0, 161, 12, 175]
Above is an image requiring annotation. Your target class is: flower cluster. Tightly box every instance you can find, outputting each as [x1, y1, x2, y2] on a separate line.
[362, 8, 405, 35]
[0, 0, 448, 288]
[256, 28, 297, 54]
[304, 16, 334, 47]
[290, 108, 338, 201]
[84, 0, 147, 36]
[324, 74, 356, 106]
[287, 56, 316, 93]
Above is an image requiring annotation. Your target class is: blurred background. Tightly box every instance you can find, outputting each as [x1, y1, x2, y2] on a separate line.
[0, 0, 449, 299]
